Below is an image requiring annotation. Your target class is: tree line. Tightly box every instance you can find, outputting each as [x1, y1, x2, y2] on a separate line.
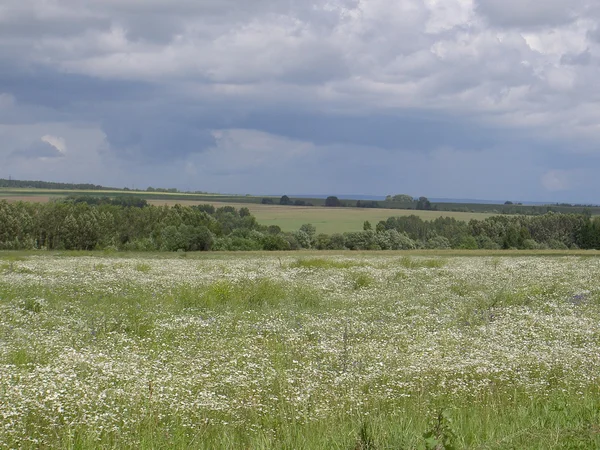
[0, 178, 110, 191]
[1, 199, 600, 251]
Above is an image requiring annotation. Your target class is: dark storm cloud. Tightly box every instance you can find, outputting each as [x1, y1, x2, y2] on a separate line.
[474, 0, 587, 28]
[101, 116, 216, 162]
[0, 67, 156, 110]
[10, 140, 65, 160]
[238, 110, 520, 151]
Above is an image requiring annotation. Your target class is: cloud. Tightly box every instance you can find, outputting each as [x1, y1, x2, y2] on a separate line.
[41, 135, 67, 154]
[0, 0, 600, 201]
[541, 170, 570, 192]
[11, 138, 66, 160]
[474, 0, 588, 28]
[561, 49, 592, 66]
[101, 115, 216, 162]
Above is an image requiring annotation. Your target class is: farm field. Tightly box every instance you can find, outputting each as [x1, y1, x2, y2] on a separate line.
[0, 189, 501, 234]
[1, 252, 600, 448]
[147, 200, 498, 234]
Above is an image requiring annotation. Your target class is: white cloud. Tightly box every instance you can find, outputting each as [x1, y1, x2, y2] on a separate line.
[41, 134, 67, 154]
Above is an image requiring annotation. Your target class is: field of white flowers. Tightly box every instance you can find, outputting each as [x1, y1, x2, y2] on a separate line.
[1, 252, 600, 449]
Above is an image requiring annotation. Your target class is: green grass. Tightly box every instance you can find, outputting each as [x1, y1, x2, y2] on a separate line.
[398, 255, 447, 269]
[2, 253, 600, 448]
[134, 262, 152, 273]
[229, 204, 498, 234]
[289, 257, 360, 269]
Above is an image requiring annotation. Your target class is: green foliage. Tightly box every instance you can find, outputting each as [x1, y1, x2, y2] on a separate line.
[299, 223, 316, 238]
[293, 230, 312, 249]
[262, 234, 291, 251]
[178, 278, 320, 310]
[344, 230, 380, 250]
[65, 195, 148, 208]
[22, 297, 45, 313]
[134, 263, 152, 273]
[356, 200, 380, 208]
[423, 410, 457, 450]
[2, 197, 600, 252]
[416, 196, 433, 210]
[325, 196, 342, 207]
[386, 193, 414, 203]
[348, 271, 375, 290]
[377, 229, 416, 250]
[425, 235, 451, 249]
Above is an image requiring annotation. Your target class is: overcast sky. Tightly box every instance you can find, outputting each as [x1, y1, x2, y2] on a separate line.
[2, 0, 600, 202]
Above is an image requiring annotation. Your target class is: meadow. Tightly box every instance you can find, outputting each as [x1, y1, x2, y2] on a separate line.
[1, 251, 600, 448]
[146, 200, 497, 234]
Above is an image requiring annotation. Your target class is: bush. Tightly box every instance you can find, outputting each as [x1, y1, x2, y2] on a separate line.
[122, 238, 157, 252]
[328, 233, 346, 250]
[343, 231, 380, 250]
[522, 239, 542, 250]
[293, 230, 312, 249]
[547, 239, 568, 250]
[476, 235, 501, 250]
[380, 229, 416, 250]
[457, 235, 478, 250]
[425, 235, 451, 249]
[314, 234, 331, 250]
[262, 234, 291, 251]
[283, 232, 302, 250]
[266, 225, 282, 235]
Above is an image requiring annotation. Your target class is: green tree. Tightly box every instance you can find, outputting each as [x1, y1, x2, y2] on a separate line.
[299, 223, 316, 239]
[262, 234, 290, 251]
[325, 196, 342, 207]
[416, 196, 432, 210]
[61, 214, 80, 250]
[387, 194, 414, 203]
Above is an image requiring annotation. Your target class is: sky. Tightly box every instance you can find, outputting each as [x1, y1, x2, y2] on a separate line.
[1, 0, 600, 202]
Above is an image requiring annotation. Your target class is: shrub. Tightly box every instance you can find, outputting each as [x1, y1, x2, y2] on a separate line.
[425, 235, 451, 249]
[328, 233, 346, 250]
[457, 235, 478, 249]
[262, 234, 291, 251]
[522, 239, 542, 250]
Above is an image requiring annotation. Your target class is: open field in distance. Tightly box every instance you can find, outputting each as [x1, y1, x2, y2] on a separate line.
[1, 251, 600, 448]
[0, 189, 500, 234]
[148, 201, 499, 234]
